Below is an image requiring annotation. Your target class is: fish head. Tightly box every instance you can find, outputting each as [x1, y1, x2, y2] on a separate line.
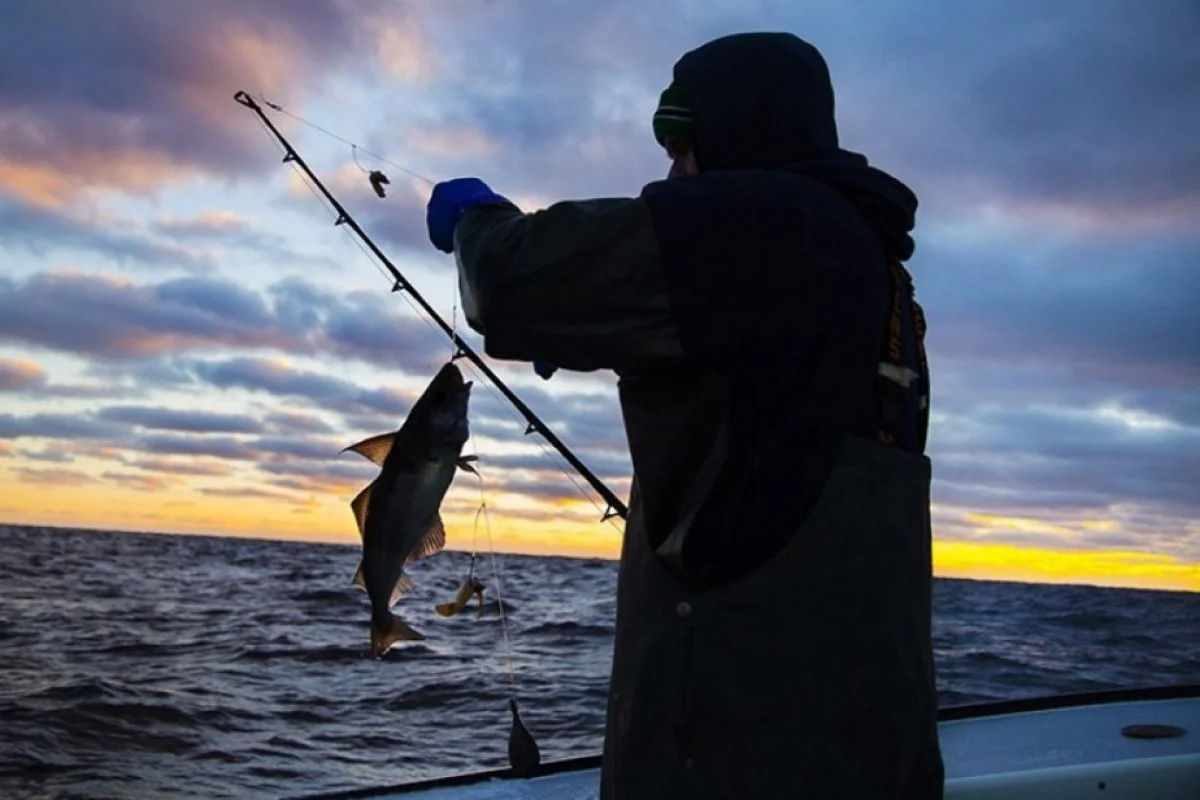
[414, 362, 472, 448]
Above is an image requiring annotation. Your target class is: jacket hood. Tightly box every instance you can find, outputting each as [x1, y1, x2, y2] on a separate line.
[671, 32, 919, 259]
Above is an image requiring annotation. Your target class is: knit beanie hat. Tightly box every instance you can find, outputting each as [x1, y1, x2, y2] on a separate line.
[652, 81, 693, 146]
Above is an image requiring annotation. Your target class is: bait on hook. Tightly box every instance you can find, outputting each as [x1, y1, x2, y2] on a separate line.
[434, 575, 487, 619]
[368, 170, 390, 198]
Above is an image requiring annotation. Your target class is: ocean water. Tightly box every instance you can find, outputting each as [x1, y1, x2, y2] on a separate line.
[1, 524, 1198, 800]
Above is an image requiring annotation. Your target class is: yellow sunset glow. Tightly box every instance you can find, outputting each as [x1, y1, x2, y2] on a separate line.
[933, 541, 1200, 593]
[2, 465, 1197, 592]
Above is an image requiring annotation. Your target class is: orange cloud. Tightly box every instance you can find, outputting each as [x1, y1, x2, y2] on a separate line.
[0, 356, 46, 390]
[71, 444, 127, 460]
[0, 7, 417, 209]
[372, 21, 438, 83]
[0, 141, 204, 210]
[154, 210, 246, 236]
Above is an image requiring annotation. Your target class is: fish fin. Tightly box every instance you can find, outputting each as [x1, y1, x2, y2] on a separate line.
[350, 482, 373, 539]
[342, 432, 395, 466]
[404, 514, 446, 565]
[370, 612, 424, 657]
[457, 455, 479, 475]
[352, 561, 367, 591]
[388, 571, 416, 608]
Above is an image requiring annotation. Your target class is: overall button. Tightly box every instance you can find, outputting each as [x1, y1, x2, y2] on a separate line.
[676, 601, 692, 618]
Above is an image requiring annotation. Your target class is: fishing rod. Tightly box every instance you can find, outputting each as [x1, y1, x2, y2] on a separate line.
[233, 90, 628, 523]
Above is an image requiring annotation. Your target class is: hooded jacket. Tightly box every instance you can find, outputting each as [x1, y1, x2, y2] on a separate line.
[456, 32, 927, 588]
[453, 30, 941, 799]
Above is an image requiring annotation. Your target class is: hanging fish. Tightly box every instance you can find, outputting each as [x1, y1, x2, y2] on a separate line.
[435, 576, 487, 619]
[369, 169, 390, 198]
[342, 362, 479, 657]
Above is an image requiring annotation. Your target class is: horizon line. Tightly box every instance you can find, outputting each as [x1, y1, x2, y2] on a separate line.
[4, 520, 1197, 596]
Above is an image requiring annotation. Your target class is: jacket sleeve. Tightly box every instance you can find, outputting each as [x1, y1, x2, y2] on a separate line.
[452, 196, 685, 374]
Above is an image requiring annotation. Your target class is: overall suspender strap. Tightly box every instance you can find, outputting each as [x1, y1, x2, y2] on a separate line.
[872, 258, 929, 449]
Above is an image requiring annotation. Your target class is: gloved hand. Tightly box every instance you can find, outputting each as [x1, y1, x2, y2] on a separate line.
[533, 360, 558, 380]
[426, 177, 511, 253]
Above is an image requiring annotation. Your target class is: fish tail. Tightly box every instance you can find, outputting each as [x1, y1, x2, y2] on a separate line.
[435, 598, 467, 617]
[370, 611, 425, 657]
[435, 580, 476, 617]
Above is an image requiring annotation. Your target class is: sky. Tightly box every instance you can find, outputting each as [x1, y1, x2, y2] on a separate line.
[1, 0, 1197, 592]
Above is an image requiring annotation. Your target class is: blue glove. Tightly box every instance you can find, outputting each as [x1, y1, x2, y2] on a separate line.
[533, 360, 558, 380]
[426, 177, 511, 253]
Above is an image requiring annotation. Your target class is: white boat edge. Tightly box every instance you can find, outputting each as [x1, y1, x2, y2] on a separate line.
[289, 684, 1200, 800]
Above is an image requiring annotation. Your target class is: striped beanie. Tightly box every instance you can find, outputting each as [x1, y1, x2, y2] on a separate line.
[652, 81, 693, 146]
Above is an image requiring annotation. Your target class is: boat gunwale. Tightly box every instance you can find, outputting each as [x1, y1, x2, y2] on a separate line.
[289, 682, 1200, 800]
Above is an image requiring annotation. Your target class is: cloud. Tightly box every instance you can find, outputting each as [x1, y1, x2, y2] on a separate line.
[342, 0, 1199, 237]
[257, 435, 349, 461]
[261, 459, 375, 482]
[0, 271, 446, 378]
[0, 412, 117, 440]
[97, 406, 264, 434]
[148, 210, 338, 270]
[152, 211, 252, 240]
[263, 411, 339, 435]
[356, 176, 436, 251]
[100, 471, 181, 492]
[12, 467, 97, 486]
[125, 457, 233, 477]
[0, 199, 214, 270]
[475, 450, 631, 483]
[132, 433, 259, 461]
[191, 356, 416, 417]
[197, 486, 298, 501]
[17, 448, 73, 464]
[931, 402, 1200, 516]
[0, 357, 117, 399]
[836, 1, 1200, 222]
[919, 233, 1200, 377]
[0, 271, 284, 359]
[0, 357, 46, 391]
[0, 0, 402, 207]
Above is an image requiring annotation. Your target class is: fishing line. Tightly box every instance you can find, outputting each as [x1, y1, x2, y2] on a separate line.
[350, 144, 370, 175]
[256, 93, 436, 186]
[241, 87, 601, 771]
[454, 357, 625, 536]
[244, 96, 627, 536]
[450, 295, 480, 569]
[268, 130, 623, 531]
[465, 450, 518, 692]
